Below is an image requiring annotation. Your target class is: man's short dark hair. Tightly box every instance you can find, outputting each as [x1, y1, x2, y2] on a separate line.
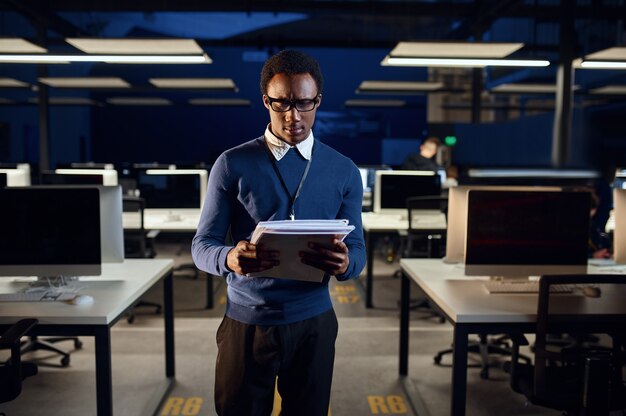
[260, 49, 324, 96]
[422, 136, 441, 147]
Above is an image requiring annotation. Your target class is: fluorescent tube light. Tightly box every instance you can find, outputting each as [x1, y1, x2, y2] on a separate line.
[39, 77, 130, 88]
[0, 78, 29, 87]
[66, 38, 205, 55]
[382, 56, 550, 68]
[0, 38, 47, 53]
[150, 78, 235, 89]
[0, 54, 210, 64]
[579, 61, 626, 69]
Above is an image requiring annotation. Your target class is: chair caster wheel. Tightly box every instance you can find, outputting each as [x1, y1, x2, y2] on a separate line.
[61, 356, 70, 367]
[434, 355, 442, 364]
[74, 339, 83, 349]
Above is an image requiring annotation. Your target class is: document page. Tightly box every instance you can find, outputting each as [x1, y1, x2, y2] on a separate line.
[249, 219, 355, 282]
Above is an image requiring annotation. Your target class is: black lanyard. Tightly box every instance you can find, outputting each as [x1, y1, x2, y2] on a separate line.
[265, 139, 313, 220]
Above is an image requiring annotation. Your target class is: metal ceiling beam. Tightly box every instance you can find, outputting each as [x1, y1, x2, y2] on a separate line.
[0, 1, 624, 21]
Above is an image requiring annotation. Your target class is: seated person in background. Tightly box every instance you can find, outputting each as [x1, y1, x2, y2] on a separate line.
[588, 188, 612, 259]
[443, 164, 459, 188]
[400, 136, 441, 171]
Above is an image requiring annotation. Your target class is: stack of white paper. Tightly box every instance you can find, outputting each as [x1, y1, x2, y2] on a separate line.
[248, 219, 355, 282]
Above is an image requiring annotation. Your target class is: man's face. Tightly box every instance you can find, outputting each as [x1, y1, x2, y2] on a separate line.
[263, 72, 321, 146]
[420, 142, 438, 158]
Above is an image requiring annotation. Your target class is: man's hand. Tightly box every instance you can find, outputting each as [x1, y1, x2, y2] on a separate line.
[300, 237, 350, 276]
[226, 241, 279, 275]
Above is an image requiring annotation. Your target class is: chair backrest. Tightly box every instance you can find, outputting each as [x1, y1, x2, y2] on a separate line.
[0, 318, 38, 403]
[534, 274, 626, 403]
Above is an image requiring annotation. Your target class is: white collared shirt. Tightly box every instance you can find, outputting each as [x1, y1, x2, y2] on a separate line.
[264, 124, 313, 161]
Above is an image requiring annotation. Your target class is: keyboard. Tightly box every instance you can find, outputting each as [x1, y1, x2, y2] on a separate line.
[483, 281, 573, 294]
[0, 291, 77, 302]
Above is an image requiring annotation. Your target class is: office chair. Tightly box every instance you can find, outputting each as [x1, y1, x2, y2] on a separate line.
[123, 196, 162, 323]
[1, 319, 39, 403]
[506, 274, 626, 415]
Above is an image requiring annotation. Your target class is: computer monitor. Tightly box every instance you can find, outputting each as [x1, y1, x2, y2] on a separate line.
[464, 190, 590, 278]
[0, 167, 31, 186]
[42, 171, 105, 185]
[0, 173, 6, 188]
[613, 187, 626, 264]
[54, 169, 118, 186]
[56, 162, 115, 170]
[30, 185, 125, 263]
[461, 168, 600, 187]
[444, 185, 562, 263]
[136, 169, 208, 209]
[0, 187, 101, 277]
[373, 170, 441, 215]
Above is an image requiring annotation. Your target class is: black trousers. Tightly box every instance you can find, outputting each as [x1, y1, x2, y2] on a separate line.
[214, 308, 338, 416]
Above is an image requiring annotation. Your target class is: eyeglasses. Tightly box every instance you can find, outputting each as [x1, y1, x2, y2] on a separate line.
[265, 95, 320, 112]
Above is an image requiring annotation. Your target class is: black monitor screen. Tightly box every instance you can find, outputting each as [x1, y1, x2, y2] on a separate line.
[41, 172, 104, 185]
[137, 172, 201, 208]
[379, 173, 441, 209]
[0, 173, 6, 188]
[466, 191, 590, 266]
[0, 188, 101, 272]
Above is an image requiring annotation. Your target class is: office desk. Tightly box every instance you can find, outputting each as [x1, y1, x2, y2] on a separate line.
[361, 212, 446, 308]
[123, 208, 201, 232]
[123, 208, 214, 308]
[398, 258, 626, 416]
[0, 259, 175, 416]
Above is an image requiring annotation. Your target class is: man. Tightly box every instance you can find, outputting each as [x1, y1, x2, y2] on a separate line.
[191, 49, 366, 416]
[400, 136, 441, 171]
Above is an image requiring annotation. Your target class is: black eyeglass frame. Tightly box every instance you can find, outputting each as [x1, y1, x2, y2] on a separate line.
[264, 94, 321, 112]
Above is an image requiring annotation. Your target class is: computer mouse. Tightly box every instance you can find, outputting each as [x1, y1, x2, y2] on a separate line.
[582, 286, 601, 298]
[70, 295, 94, 305]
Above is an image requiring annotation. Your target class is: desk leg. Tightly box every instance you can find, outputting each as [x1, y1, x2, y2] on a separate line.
[94, 326, 113, 416]
[365, 230, 374, 308]
[451, 325, 469, 416]
[399, 270, 410, 376]
[164, 271, 175, 377]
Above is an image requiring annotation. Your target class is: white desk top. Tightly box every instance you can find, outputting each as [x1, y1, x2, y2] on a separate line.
[123, 208, 200, 232]
[0, 258, 174, 326]
[400, 258, 626, 324]
[362, 212, 446, 232]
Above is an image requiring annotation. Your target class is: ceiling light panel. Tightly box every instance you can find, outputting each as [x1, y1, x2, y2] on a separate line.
[66, 38, 205, 55]
[584, 47, 626, 61]
[38, 77, 130, 88]
[389, 42, 524, 58]
[28, 97, 97, 105]
[491, 83, 580, 93]
[381, 56, 549, 68]
[107, 97, 172, 106]
[150, 78, 236, 89]
[589, 85, 626, 94]
[0, 38, 47, 53]
[358, 81, 444, 92]
[189, 98, 250, 106]
[345, 99, 406, 107]
[0, 78, 29, 87]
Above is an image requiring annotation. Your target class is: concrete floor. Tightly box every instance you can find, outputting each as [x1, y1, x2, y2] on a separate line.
[0, 236, 565, 416]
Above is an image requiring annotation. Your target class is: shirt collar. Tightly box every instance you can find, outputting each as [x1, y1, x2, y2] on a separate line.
[264, 124, 314, 161]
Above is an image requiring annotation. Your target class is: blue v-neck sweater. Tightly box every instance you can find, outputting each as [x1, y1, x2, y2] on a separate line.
[192, 137, 366, 325]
